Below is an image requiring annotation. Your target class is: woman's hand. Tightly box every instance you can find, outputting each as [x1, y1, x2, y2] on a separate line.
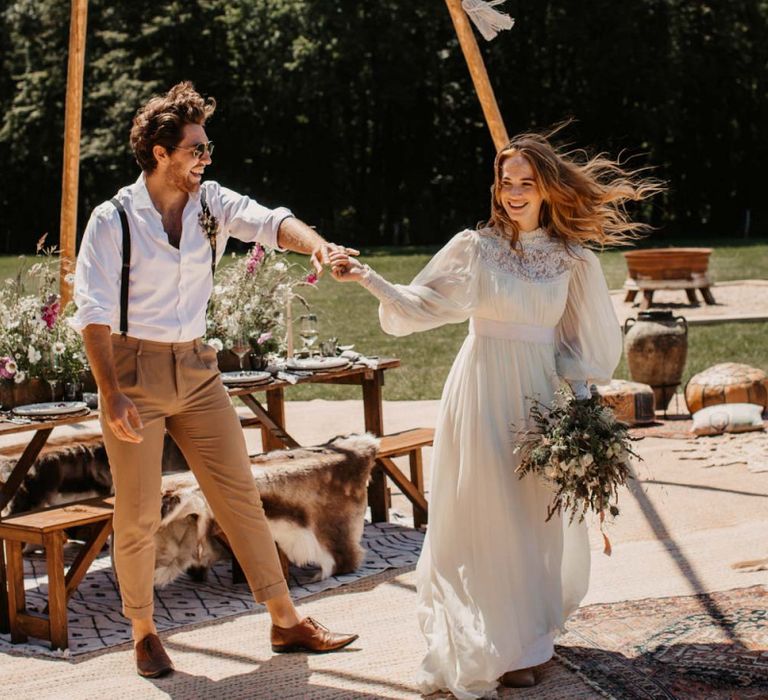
[329, 251, 367, 282]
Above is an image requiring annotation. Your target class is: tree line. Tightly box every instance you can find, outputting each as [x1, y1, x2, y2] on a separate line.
[0, 0, 765, 253]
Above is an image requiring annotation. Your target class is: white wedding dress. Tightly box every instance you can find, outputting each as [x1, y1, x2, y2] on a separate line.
[359, 227, 622, 699]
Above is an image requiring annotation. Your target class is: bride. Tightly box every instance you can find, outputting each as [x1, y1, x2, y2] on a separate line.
[332, 130, 660, 699]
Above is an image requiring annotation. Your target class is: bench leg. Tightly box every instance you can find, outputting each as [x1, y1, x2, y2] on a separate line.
[684, 288, 699, 304]
[6, 540, 27, 644]
[700, 287, 716, 305]
[0, 539, 9, 634]
[44, 532, 68, 650]
[624, 289, 638, 303]
[639, 290, 654, 310]
[409, 450, 428, 529]
[368, 467, 390, 523]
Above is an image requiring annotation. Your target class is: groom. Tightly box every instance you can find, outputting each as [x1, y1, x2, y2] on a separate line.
[72, 82, 357, 677]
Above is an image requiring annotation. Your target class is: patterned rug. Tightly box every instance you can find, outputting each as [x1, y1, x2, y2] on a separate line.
[556, 586, 768, 699]
[0, 522, 424, 658]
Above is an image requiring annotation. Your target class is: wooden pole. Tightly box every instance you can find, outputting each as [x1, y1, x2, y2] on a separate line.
[443, 0, 509, 151]
[58, 0, 89, 307]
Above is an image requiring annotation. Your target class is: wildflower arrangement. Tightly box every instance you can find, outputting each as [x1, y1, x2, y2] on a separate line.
[513, 388, 639, 554]
[0, 238, 87, 386]
[205, 244, 316, 356]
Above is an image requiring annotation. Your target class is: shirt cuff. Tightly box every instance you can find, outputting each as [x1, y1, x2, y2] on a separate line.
[68, 309, 113, 335]
[271, 209, 294, 252]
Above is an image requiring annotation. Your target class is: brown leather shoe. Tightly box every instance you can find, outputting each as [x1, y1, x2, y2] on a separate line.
[271, 616, 358, 654]
[500, 668, 537, 688]
[135, 633, 175, 678]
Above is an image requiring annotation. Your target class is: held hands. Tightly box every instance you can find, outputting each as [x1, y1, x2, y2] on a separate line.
[310, 243, 360, 277]
[329, 251, 367, 282]
[103, 391, 144, 443]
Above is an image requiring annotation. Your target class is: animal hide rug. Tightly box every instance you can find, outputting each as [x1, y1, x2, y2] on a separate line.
[154, 433, 378, 587]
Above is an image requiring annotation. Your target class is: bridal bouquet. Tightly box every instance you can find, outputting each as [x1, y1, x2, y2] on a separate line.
[513, 389, 638, 554]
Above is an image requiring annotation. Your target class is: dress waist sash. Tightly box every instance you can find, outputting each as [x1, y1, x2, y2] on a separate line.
[469, 317, 556, 344]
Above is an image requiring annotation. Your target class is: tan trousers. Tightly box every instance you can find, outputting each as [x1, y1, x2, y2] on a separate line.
[101, 334, 288, 620]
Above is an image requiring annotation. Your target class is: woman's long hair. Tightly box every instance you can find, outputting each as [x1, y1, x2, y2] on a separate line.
[483, 126, 664, 250]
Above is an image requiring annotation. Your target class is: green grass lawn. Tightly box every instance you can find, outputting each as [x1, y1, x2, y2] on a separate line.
[3, 239, 767, 401]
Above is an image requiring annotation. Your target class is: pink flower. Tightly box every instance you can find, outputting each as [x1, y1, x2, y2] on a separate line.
[0, 356, 15, 380]
[305, 272, 319, 286]
[41, 296, 60, 329]
[245, 245, 266, 275]
[256, 331, 273, 346]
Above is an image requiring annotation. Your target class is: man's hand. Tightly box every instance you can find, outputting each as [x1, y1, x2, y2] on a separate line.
[103, 391, 144, 443]
[310, 243, 360, 277]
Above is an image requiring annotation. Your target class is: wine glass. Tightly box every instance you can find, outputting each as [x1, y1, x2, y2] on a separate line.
[231, 330, 251, 371]
[46, 350, 62, 402]
[299, 314, 319, 357]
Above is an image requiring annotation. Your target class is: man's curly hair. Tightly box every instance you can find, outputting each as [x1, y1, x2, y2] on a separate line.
[130, 82, 216, 172]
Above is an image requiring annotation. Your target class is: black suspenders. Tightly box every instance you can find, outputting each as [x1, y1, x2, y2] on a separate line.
[110, 190, 216, 337]
[109, 197, 131, 336]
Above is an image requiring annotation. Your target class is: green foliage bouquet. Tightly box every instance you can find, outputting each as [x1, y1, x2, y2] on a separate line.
[0, 239, 87, 387]
[514, 389, 638, 554]
[205, 244, 316, 358]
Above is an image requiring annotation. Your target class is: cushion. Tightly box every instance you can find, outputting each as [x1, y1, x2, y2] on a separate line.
[685, 363, 767, 414]
[595, 379, 656, 425]
[691, 403, 765, 436]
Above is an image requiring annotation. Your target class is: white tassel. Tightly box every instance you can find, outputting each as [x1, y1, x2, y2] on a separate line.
[461, 0, 515, 41]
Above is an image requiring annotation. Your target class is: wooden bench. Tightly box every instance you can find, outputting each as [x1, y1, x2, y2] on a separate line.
[374, 428, 434, 528]
[0, 496, 114, 650]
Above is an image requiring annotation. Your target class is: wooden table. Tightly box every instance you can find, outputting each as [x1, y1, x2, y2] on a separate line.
[226, 358, 401, 523]
[0, 358, 400, 516]
[623, 248, 716, 309]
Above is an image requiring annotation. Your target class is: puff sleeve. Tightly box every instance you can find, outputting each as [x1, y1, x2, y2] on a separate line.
[555, 248, 622, 387]
[358, 230, 480, 336]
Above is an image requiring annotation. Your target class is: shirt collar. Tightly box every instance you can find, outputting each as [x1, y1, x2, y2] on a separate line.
[131, 172, 202, 211]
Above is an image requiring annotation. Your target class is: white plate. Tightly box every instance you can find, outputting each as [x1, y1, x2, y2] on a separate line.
[13, 401, 88, 416]
[221, 371, 272, 385]
[286, 357, 350, 371]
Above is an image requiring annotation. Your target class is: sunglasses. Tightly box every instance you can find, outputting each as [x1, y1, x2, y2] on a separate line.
[169, 141, 215, 159]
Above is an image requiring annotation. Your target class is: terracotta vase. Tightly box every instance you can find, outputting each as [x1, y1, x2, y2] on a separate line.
[623, 310, 688, 410]
[13, 378, 55, 406]
[217, 350, 244, 372]
[0, 379, 14, 410]
[81, 369, 98, 394]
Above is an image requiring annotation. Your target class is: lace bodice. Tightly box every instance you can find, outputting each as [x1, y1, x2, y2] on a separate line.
[477, 228, 576, 282]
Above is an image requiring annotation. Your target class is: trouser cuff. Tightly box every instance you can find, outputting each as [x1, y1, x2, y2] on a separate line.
[253, 578, 290, 603]
[123, 601, 155, 620]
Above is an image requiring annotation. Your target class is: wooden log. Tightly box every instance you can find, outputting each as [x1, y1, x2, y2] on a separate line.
[444, 0, 509, 150]
[59, 0, 89, 308]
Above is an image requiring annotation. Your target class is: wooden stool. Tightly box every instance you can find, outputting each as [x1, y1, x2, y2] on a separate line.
[0, 496, 114, 650]
[376, 428, 434, 528]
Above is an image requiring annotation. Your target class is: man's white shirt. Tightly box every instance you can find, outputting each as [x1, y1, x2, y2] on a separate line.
[72, 174, 292, 342]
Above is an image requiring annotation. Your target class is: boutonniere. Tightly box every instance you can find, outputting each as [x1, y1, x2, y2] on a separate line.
[198, 201, 219, 247]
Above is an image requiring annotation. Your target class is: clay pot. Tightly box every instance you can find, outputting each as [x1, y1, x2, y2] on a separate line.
[0, 379, 14, 410]
[13, 378, 55, 406]
[623, 311, 688, 410]
[81, 369, 98, 394]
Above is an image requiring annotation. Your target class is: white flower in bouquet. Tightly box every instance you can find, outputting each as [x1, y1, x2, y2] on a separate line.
[27, 345, 41, 364]
[53, 340, 67, 355]
[14, 370, 26, 384]
[208, 338, 224, 352]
